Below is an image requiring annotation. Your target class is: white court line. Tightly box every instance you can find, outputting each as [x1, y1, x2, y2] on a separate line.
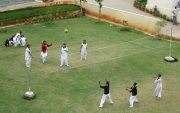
[48, 46, 163, 74]
[61, 35, 153, 56]
[88, 35, 153, 52]
[48, 35, 153, 64]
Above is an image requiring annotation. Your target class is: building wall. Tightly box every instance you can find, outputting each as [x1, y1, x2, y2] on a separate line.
[81, 2, 160, 34]
[146, 0, 180, 22]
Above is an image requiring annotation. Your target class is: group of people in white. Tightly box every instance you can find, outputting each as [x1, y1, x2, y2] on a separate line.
[24, 39, 87, 68]
[4, 31, 27, 47]
[98, 75, 162, 108]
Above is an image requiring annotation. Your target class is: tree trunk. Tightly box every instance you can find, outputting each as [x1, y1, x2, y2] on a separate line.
[98, 7, 101, 23]
[80, 1, 82, 17]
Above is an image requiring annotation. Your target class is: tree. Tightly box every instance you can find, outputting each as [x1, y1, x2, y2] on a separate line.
[95, 0, 103, 23]
[155, 20, 167, 39]
[80, 0, 87, 17]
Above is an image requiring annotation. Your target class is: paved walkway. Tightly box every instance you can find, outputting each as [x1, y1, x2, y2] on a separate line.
[0, 0, 179, 38]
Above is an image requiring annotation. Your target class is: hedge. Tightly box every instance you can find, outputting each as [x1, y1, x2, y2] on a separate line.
[0, 4, 80, 23]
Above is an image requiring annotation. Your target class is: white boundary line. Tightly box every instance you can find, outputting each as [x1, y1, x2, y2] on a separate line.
[66, 35, 153, 55]
[88, 35, 153, 52]
[48, 35, 154, 64]
[48, 46, 163, 74]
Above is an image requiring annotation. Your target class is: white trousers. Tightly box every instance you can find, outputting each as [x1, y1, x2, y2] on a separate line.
[60, 58, 68, 66]
[155, 87, 162, 98]
[25, 59, 31, 68]
[41, 52, 47, 63]
[129, 96, 138, 107]
[81, 52, 87, 60]
[99, 93, 113, 107]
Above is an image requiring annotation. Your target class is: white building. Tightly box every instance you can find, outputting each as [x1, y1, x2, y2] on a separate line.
[146, 0, 180, 22]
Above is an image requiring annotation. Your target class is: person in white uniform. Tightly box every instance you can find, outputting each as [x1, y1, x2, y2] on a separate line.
[153, 74, 162, 99]
[25, 44, 33, 68]
[126, 82, 138, 108]
[20, 35, 26, 46]
[98, 78, 113, 108]
[80, 40, 87, 60]
[13, 31, 22, 47]
[60, 43, 69, 66]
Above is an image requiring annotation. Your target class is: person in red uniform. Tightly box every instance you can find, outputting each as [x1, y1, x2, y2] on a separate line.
[41, 40, 52, 63]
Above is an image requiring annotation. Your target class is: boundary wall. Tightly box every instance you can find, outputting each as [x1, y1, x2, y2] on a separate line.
[80, 2, 160, 34]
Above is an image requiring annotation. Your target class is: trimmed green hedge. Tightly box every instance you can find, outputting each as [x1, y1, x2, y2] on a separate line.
[0, 4, 80, 23]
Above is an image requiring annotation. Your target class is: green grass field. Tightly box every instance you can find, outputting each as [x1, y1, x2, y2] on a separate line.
[0, 16, 180, 113]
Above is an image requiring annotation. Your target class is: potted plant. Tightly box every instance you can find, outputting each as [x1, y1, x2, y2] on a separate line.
[170, 18, 173, 22]
[141, 5, 145, 11]
[160, 13, 163, 18]
[166, 17, 171, 21]
[137, 2, 141, 9]
[162, 14, 167, 19]
[149, 9, 153, 14]
[133, 0, 137, 7]
[146, 8, 149, 13]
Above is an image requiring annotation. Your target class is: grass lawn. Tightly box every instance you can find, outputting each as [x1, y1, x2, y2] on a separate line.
[0, 16, 180, 113]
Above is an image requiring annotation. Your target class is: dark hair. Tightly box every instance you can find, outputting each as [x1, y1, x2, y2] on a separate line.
[63, 43, 66, 45]
[134, 82, 137, 86]
[27, 44, 30, 47]
[158, 74, 161, 77]
[157, 74, 161, 80]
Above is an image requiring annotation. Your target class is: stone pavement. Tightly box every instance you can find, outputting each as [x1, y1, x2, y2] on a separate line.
[0, 0, 179, 38]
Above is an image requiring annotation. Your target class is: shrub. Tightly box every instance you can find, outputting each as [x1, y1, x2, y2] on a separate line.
[162, 14, 167, 19]
[120, 27, 132, 32]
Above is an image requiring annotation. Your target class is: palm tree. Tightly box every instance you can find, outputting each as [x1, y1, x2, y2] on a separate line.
[95, 0, 103, 22]
[80, 0, 87, 17]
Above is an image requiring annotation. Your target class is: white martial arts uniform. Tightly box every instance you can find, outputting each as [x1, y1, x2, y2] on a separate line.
[81, 43, 87, 60]
[13, 33, 21, 47]
[20, 36, 26, 46]
[154, 77, 162, 98]
[60, 47, 69, 66]
[25, 47, 31, 68]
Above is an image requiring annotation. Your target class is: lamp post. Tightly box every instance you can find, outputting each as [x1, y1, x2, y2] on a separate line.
[23, 60, 36, 100]
[164, 28, 178, 62]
